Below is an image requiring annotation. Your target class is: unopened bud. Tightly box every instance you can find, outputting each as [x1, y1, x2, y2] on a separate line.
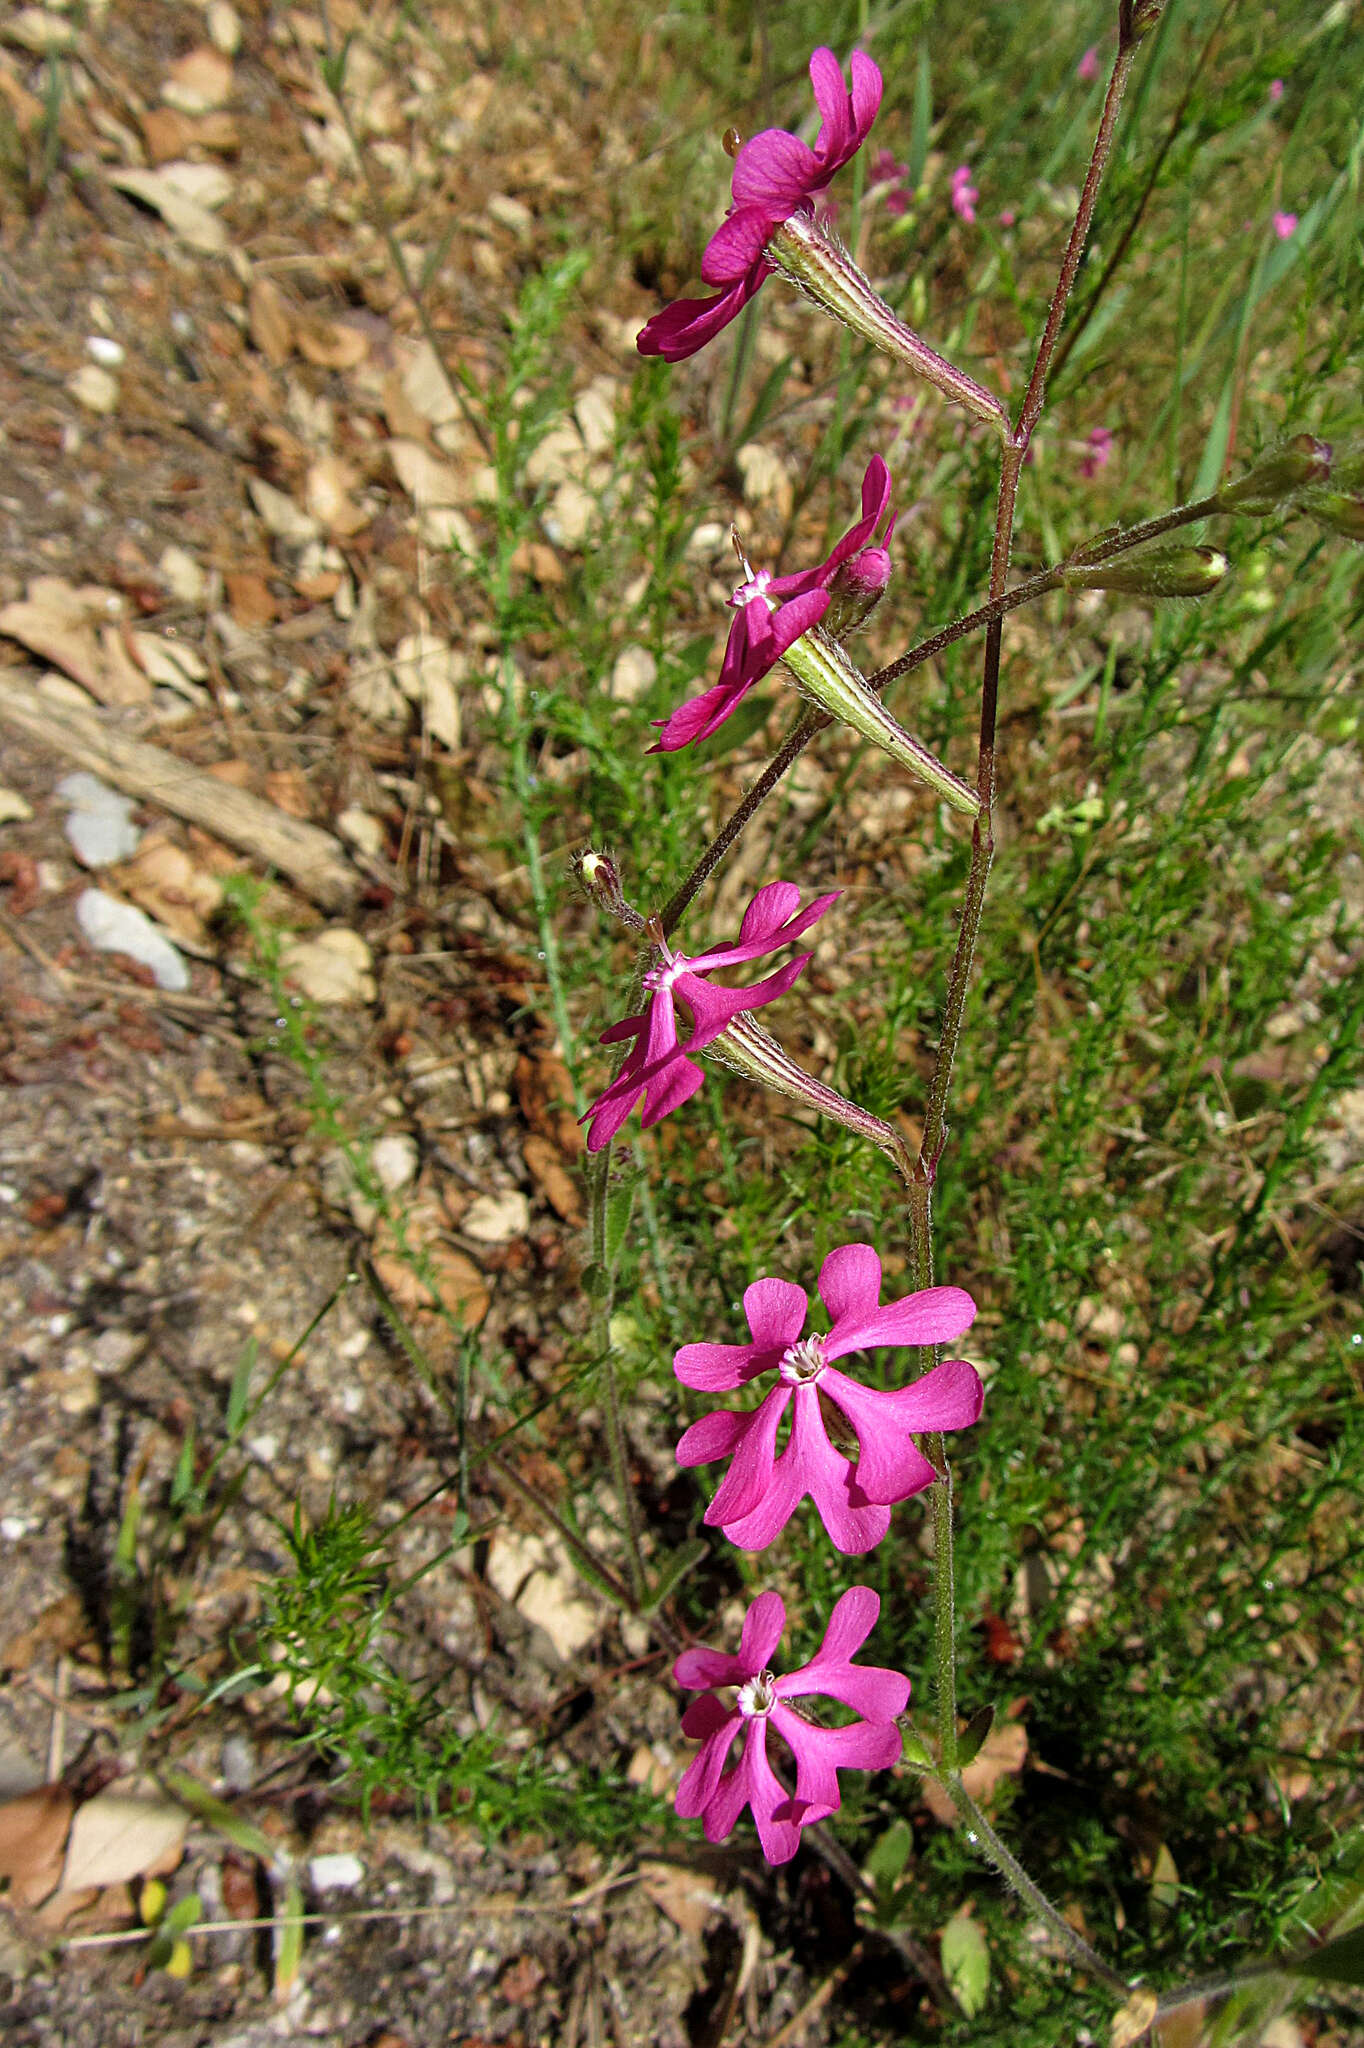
[822, 544, 893, 641]
[1302, 491, 1364, 543]
[572, 849, 645, 930]
[1124, 0, 1166, 43]
[1063, 545, 1229, 598]
[722, 127, 742, 159]
[1214, 434, 1333, 515]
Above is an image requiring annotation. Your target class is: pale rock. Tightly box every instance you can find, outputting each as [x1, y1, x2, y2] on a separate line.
[609, 644, 656, 704]
[248, 476, 321, 547]
[391, 632, 462, 748]
[543, 479, 595, 549]
[85, 336, 125, 367]
[736, 441, 793, 517]
[523, 423, 587, 490]
[3, 10, 77, 55]
[573, 378, 617, 455]
[308, 1852, 364, 1891]
[0, 790, 33, 825]
[462, 1190, 530, 1243]
[370, 1133, 419, 1194]
[399, 340, 461, 427]
[158, 545, 207, 606]
[67, 365, 120, 416]
[305, 455, 369, 537]
[105, 168, 228, 254]
[486, 1529, 602, 1661]
[205, 0, 242, 55]
[486, 193, 533, 237]
[58, 773, 141, 867]
[336, 806, 385, 859]
[280, 928, 376, 1005]
[75, 890, 189, 991]
[162, 46, 234, 114]
[130, 632, 207, 691]
[687, 521, 728, 559]
[61, 1789, 188, 1892]
[158, 159, 234, 210]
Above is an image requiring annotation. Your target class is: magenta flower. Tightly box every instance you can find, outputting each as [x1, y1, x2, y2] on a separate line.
[1272, 210, 1298, 240]
[675, 1586, 909, 1864]
[1077, 45, 1101, 83]
[1269, 78, 1285, 103]
[675, 1244, 983, 1554]
[651, 455, 895, 753]
[581, 881, 838, 1152]
[638, 48, 882, 362]
[950, 164, 978, 224]
[1079, 425, 1114, 479]
[870, 147, 911, 216]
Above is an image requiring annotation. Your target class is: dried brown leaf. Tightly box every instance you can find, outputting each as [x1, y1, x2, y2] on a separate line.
[61, 1789, 188, 1893]
[0, 1784, 74, 1909]
[248, 277, 295, 367]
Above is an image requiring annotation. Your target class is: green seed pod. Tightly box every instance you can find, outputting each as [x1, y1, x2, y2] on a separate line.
[1063, 546, 1229, 598]
[1214, 434, 1333, 515]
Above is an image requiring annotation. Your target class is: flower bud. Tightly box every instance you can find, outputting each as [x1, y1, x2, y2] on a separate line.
[1063, 546, 1229, 599]
[1214, 435, 1333, 515]
[1302, 491, 1364, 543]
[822, 543, 893, 641]
[572, 849, 645, 930]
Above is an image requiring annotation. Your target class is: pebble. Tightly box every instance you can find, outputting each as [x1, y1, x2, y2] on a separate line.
[206, 0, 242, 55]
[462, 1190, 530, 1243]
[0, 789, 33, 824]
[75, 889, 189, 991]
[308, 1853, 365, 1891]
[85, 336, 126, 367]
[58, 772, 142, 867]
[67, 365, 120, 415]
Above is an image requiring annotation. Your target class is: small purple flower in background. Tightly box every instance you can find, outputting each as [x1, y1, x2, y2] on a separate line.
[950, 164, 978, 224]
[651, 456, 896, 752]
[870, 147, 911, 217]
[638, 48, 882, 362]
[999, 208, 1017, 228]
[1273, 210, 1298, 240]
[1079, 426, 1114, 479]
[675, 1243, 983, 1554]
[674, 1586, 909, 1864]
[1077, 45, 1101, 83]
[581, 882, 838, 1151]
[1269, 78, 1285, 103]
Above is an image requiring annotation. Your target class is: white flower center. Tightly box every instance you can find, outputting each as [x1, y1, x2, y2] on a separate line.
[778, 1334, 826, 1385]
[736, 1671, 777, 1718]
[732, 569, 774, 610]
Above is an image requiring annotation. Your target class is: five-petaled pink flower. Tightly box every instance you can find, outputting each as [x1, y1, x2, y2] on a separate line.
[1079, 425, 1114, 479]
[581, 882, 838, 1152]
[651, 456, 896, 753]
[1077, 45, 1100, 83]
[1272, 210, 1298, 240]
[637, 48, 882, 362]
[950, 164, 978, 224]
[675, 1586, 909, 1864]
[675, 1244, 983, 1554]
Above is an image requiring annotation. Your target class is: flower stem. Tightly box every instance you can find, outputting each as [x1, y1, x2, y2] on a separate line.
[937, 1774, 1130, 1996]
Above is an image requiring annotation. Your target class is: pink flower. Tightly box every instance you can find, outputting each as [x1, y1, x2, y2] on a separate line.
[1079, 425, 1114, 479]
[581, 882, 838, 1152]
[1272, 210, 1298, 240]
[950, 164, 978, 224]
[870, 147, 911, 215]
[998, 208, 1017, 227]
[638, 49, 882, 362]
[1077, 45, 1101, 83]
[1269, 78, 1285, 102]
[675, 1243, 983, 1554]
[651, 456, 896, 752]
[674, 1586, 909, 1864]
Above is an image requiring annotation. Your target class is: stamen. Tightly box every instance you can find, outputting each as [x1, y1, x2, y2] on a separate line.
[736, 1671, 777, 1717]
[778, 1334, 826, 1385]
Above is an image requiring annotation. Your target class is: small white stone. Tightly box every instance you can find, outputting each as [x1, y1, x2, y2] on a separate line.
[462, 1190, 530, 1243]
[85, 336, 125, 367]
[158, 544, 208, 606]
[75, 889, 188, 990]
[370, 1133, 419, 1194]
[58, 772, 141, 867]
[308, 1852, 364, 1891]
[609, 645, 656, 703]
[280, 927, 376, 1005]
[0, 789, 33, 825]
[68, 364, 120, 415]
[542, 479, 595, 549]
[335, 806, 386, 859]
[206, 0, 242, 55]
[0, 1518, 29, 1542]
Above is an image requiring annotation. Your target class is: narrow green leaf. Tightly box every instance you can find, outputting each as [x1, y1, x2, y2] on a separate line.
[226, 1339, 257, 1439]
[864, 1818, 913, 1889]
[941, 1908, 991, 2017]
[1286, 1922, 1364, 1987]
[956, 1701, 996, 1768]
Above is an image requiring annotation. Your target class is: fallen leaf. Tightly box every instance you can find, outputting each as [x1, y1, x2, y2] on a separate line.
[294, 313, 370, 371]
[305, 455, 370, 537]
[0, 579, 149, 706]
[0, 1784, 74, 1909]
[156, 160, 234, 210]
[262, 768, 311, 818]
[372, 1242, 489, 1330]
[1111, 1986, 1159, 2048]
[485, 1527, 601, 1659]
[523, 1135, 583, 1224]
[105, 169, 229, 254]
[280, 927, 376, 1004]
[162, 47, 234, 113]
[921, 1720, 1028, 1825]
[116, 835, 224, 944]
[225, 571, 279, 627]
[61, 1789, 188, 1892]
[638, 1861, 723, 1940]
[248, 477, 321, 547]
[248, 277, 294, 366]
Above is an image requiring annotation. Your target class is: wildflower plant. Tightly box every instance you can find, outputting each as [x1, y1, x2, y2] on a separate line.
[562, 2, 1364, 2028]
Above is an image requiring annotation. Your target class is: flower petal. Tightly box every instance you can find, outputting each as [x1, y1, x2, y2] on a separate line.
[816, 1242, 883, 1326]
[743, 1275, 809, 1349]
[731, 130, 821, 213]
[807, 47, 853, 168]
[639, 1050, 705, 1125]
[636, 269, 768, 363]
[676, 1406, 756, 1466]
[678, 954, 811, 1047]
[701, 207, 775, 284]
[649, 674, 754, 752]
[778, 1590, 911, 1722]
[738, 1589, 787, 1672]
[674, 1340, 773, 1394]
[848, 51, 884, 150]
[675, 1695, 742, 1818]
[823, 1282, 978, 1360]
[819, 1368, 941, 1503]
[705, 1386, 791, 1526]
[774, 1711, 902, 1822]
[691, 879, 840, 971]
